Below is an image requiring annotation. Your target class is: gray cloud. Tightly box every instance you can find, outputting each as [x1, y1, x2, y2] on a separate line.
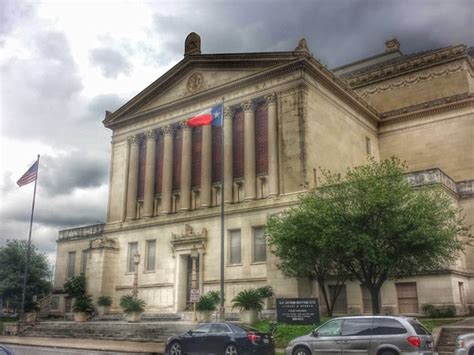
[87, 94, 126, 120]
[0, 0, 35, 36]
[89, 47, 132, 78]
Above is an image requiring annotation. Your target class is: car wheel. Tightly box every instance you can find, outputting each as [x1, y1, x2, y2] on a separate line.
[224, 343, 239, 355]
[377, 349, 398, 355]
[293, 346, 311, 355]
[469, 347, 474, 355]
[169, 341, 182, 355]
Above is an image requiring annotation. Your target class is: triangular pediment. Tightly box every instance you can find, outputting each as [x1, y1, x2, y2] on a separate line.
[103, 52, 304, 128]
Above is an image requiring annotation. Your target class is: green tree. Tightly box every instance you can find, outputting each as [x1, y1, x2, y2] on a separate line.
[0, 240, 51, 312]
[268, 157, 470, 314]
[266, 195, 349, 316]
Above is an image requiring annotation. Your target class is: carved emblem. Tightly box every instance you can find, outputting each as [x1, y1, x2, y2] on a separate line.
[170, 224, 208, 257]
[187, 72, 204, 93]
[184, 32, 201, 55]
[90, 236, 119, 250]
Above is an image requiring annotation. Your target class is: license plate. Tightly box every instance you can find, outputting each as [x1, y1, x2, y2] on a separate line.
[427, 342, 432, 349]
[263, 338, 269, 344]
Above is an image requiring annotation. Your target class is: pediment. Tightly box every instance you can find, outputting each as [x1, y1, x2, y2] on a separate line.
[103, 53, 302, 128]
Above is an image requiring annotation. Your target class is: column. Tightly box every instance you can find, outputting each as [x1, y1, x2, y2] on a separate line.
[266, 93, 279, 197]
[242, 100, 256, 201]
[180, 121, 192, 211]
[161, 125, 174, 214]
[125, 134, 140, 220]
[223, 107, 233, 204]
[200, 124, 212, 208]
[143, 130, 157, 217]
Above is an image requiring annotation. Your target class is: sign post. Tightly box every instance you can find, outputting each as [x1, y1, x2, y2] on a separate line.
[191, 288, 200, 322]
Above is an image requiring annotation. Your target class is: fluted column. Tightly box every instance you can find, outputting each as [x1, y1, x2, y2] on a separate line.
[266, 93, 279, 197]
[242, 100, 256, 201]
[223, 107, 234, 204]
[161, 125, 174, 214]
[179, 121, 192, 211]
[125, 134, 140, 220]
[143, 130, 157, 217]
[200, 125, 212, 208]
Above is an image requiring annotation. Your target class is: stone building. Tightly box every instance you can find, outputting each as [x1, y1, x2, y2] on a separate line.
[51, 34, 473, 317]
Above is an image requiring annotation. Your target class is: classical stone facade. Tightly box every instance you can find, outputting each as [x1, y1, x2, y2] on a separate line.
[52, 34, 474, 317]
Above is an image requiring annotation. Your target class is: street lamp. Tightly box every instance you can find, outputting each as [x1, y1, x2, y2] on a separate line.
[132, 250, 141, 297]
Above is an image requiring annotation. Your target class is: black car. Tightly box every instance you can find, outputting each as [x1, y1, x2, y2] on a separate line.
[165, 322, 275, 355]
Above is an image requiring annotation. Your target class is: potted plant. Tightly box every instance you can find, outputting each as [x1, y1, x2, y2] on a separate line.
[196, 294, 217, 322]
[97, 295, 112, 316]
[120, 294, 146, 322]
[72, 295, 95, 322]
[231, 288, 264, 324]
[257, 286, 275, 310]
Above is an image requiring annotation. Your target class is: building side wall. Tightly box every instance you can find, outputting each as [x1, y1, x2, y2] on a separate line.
[107, 141, 128, 223]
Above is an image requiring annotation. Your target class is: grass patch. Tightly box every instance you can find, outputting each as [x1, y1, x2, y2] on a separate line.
[418, 317, 463, 332]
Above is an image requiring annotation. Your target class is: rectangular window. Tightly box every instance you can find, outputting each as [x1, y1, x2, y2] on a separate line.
[329, 284, 347, 314]
[232, 109, 245, 179]
[66, 251, 76, 279]
[366, 137, 372, 155]
[146, 240, 156, 272]
[253, 227, 266, 262]
[255, 102, 268, 175]
[396, 282, 418, 313]
[212, 126, 222, 183]
[191, 127, 202, 187]
[155, 133, 164, 194]
[138, 135, 146, 199]
[128, 242, 138, 273]
[229, 230, 241, 264]
[80, 250, 89, 274]
[173, 127, 183, 190]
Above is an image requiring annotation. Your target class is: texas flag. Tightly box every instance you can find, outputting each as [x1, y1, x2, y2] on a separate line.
[187, 103, 223, 127]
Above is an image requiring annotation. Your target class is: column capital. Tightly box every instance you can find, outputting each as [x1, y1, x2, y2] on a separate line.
[223, 107, 234, 120]
[241, 100, 255, 112]
[127, 134, 140, 145]
[145, 129, 158, 140]
[265, 92, 277, 105]
[161, 125, 175, 135]
[179, 120, 191, 130]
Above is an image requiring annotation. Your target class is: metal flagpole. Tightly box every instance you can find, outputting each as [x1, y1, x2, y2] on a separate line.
[20, 154, 40, 319]
[219, 98, 226, 321]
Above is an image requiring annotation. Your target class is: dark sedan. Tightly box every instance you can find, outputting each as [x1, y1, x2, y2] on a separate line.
[165, 322, 275, 355]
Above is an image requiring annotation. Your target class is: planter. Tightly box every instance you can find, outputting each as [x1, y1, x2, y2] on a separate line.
[98, 305, 110, 316]
[73, 312, 88, 322]
[198, 311, 212, 323]
[241, 309, 258, 324]
[125, 311, 143, 322]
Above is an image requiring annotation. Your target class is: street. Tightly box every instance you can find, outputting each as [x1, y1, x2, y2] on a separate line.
[3, 345, 157, 355]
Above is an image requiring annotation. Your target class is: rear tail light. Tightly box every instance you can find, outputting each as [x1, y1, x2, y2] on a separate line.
[247, 331, 261, 343]
[407, 336, 421, 348]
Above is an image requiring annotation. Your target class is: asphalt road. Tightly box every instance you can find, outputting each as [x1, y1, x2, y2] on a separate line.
[4, 345, 156, 355]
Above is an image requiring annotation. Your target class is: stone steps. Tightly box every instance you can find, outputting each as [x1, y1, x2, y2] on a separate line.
[20, 321, 195, 342]
[92, 313, 182, 322]
[435, 326, 473, 354]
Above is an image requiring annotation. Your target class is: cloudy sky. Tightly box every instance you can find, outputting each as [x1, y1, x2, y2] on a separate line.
[0, 0, 472, 266]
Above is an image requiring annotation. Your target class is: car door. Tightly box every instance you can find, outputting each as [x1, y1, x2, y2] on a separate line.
[185, 323, 212, 355]
[206, 323, 233, 354]
[340, 318, 373, 355]
[312, 319, 344, 354]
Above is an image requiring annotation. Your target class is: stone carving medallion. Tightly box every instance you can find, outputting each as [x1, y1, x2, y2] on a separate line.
[90, 236, 119, 250]
[187, 72, 204, 94]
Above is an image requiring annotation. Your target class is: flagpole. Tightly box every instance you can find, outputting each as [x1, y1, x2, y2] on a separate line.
[20, 154, 40, 319]
[219, 98, 226, 321]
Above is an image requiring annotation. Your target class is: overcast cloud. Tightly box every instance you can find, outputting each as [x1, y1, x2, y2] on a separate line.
[0, 0, 472, 266]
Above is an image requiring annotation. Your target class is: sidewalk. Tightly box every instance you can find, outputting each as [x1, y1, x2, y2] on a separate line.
[0, 336, 165, 354]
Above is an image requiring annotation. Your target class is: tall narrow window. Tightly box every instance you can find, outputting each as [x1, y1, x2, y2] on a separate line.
[67, 251, 76, 279]
[138, 135, 146, 199]
[191, 127, 202, 188]
[366, 137, 372, 155]
[229, 230, 241, 264]
[128, 242, 138, 273]
[173, 127, 182, 190]
[80, 250, 89, 274]
[232, 109, 244, 179]
[155, 132, 164, 194]
[255, 102, 268, 175]
[212, 126, 222, 183]
[253, 227, 266, 262]
[146, 240, 156, 272]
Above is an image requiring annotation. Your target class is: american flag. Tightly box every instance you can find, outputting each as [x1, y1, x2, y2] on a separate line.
[17, 159, 39, 187]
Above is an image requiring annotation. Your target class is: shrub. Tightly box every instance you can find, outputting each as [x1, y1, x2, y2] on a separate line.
[72, 295, 95, 315]
[97, 296, 112, 307]
[64, 274, 86, 298]
[231, 288, 264, 312]
[207, 290, 220, 305]
[120, 295, 146, 314]
[196, 294, 217, 312]
[422, 304, 457, 318]
[257, 286, 274, 299]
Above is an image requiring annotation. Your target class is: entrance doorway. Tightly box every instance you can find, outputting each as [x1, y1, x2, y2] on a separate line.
[186, 254, 200, 310]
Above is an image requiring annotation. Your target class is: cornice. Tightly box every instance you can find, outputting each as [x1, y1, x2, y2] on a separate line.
[379, 93, 474, 126]
[345, 44, 471, 88]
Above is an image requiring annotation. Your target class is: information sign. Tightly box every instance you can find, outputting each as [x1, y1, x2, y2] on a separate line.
[276, 298, 319, 325]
